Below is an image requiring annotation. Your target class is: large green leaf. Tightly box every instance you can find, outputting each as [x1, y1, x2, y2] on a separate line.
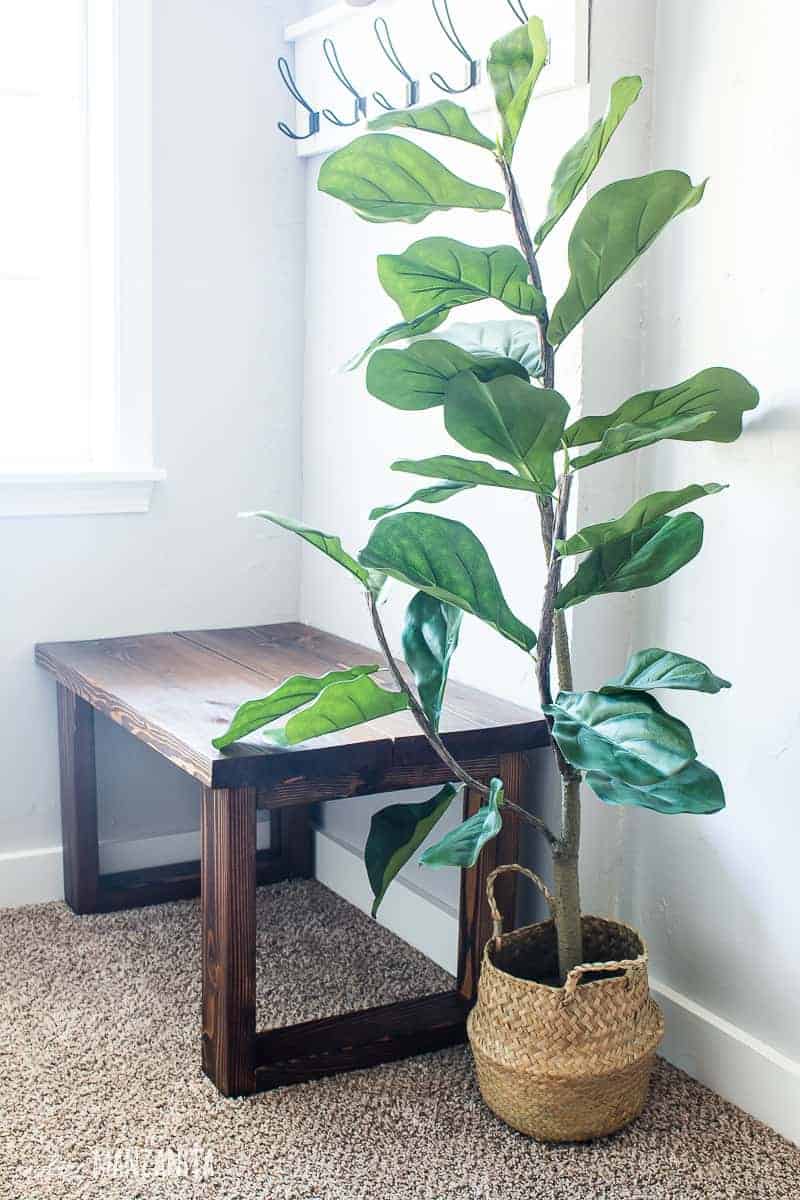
[488, 17, 548, 161]
[444, 372, 568, 493]
[430, 319, 544, 377]
[544, 689, 696, 786]
[535, 76, 643, 245]
[556, 483, 726, 555]
[565, 368, 759, 447]
[392, 454, 541, 493]
[570, 412, 715, 470]
[368, 100, 494, 150]
[378, 238, 546, 323]
[246, 511, 369, 585]
[360, 513, 537, 651]
[346, 304, 452, 371]
[269, 674, 408, 746]
[370, 482, 475, 520]
[548, 171, 707, 346]
[421, 779, 504, 868]
[366, 339, 527, 412]
[402, 592, 463, 731]
[604, 648, 731, 694]
[555, 513, 704, 609]
[587, 761, 725, 815]
[318, 133, 505, 224]
[366, 783, 460, 917]
[213, 665, 379, 750]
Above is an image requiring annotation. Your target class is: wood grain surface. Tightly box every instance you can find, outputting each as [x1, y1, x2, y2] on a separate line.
[57, 685, 100, 914]
[36, 623, 549, 793]
[253, 992, 469, 1090]
[201, 785, 257, 1096]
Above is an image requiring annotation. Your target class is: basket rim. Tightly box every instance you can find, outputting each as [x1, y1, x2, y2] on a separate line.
[482, 912, 649, 995]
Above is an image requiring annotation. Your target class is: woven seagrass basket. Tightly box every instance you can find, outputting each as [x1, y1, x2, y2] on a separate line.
[467, 865, 664, 1143]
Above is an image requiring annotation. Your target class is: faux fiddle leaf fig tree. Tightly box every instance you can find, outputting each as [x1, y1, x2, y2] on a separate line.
[215, 17, 758, 982]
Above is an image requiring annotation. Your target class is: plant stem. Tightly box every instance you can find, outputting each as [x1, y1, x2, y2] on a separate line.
[501, 155, 584, 979]
[553, 850, 582, 973]
[535, 471, 572, 710]
[366, 592, 560, 849]
[367, 593, 484, 793]
[500, 159, 554, 390]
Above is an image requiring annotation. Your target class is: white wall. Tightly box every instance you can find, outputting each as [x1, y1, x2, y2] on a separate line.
[0, 0, 307, 877]
[5, 0, 798, 1140]
[620, 0, 800, 1066]
[299, 81, 585, 924]
[298, 1, 655, 933]
[295, 0, 800, 1139]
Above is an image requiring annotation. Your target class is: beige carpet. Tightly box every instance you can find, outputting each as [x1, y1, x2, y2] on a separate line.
[0, 880, 797, 1200]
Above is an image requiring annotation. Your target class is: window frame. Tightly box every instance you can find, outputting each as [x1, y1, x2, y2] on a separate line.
[0, 0, 164, 518]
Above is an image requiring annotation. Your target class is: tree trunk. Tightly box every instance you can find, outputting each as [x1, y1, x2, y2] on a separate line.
[552, 852, 583, 979]
[553, 775, 583, 979]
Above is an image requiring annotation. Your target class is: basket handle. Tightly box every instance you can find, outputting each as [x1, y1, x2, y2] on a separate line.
[562, 951, 648, 1003]
[486, 864, 557, 948]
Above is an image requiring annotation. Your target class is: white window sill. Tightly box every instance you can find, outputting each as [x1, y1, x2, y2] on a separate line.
[0, 469, 166, 517]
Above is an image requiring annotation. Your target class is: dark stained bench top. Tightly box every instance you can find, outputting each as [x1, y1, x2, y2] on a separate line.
[36, 623, 548, 796]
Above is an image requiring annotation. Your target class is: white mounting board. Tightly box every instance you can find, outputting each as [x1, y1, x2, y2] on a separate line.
[282, 0, 590, 157]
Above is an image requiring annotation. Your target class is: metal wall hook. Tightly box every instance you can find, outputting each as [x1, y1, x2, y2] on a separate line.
[505, 0, 529, 23]
[429, 0, 480, 95]
[321, 36, 367, 127]
[372, 17, 420, 112]
[276, 56, 320, 141]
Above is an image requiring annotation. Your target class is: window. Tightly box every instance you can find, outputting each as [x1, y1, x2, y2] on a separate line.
[0, 0, 163, 515]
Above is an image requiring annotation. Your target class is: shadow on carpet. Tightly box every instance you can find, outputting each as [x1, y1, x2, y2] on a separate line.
[0, 879, 797, 1200]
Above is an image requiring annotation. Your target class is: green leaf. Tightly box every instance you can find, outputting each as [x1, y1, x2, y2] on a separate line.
[587, 761, 725, 815]
[402, 592, 463, 731]
[318, 133, 505, 224]
[603, 648, 732, 694]
[392, 455, 541, 493]
[548, 171, 707, 346]
[269, 674, 408, 746]
[366, 784, 460, 917]
[570, 412, 715, 470]
[556, 483, 726, 555]
[378, 238, 546, 324]
[444, 372, 568, 493]
[421, 779, 504, 868]
[488, 17, 549, 161]
[430, 319, 544, 377]
[544, 689, 696, 786]
[246, 511, 370, 585]
[535, 76, 643, 245]
[370, 482, 475, 520]
[565, 367, 760, 447]
[366, 339, 527, 412]
[368, 100, 494, 150]
[346, 304, 452, 371]
[360, 513, 537, 652]
[555, 513, 704, 609]
[212, 666, 380, 750]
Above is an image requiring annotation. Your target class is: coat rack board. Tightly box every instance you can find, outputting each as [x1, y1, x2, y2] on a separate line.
[281, 0, 590, 157]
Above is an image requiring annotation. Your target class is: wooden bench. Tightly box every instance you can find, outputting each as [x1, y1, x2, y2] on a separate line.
[35, 623, 548, 1097]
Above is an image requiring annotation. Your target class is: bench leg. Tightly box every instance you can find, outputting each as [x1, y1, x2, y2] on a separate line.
[270, 804, 315, 880]
[57, 685, 100, 914]
[201, 785, 257, 1097]
[456, 751, 525, 1002]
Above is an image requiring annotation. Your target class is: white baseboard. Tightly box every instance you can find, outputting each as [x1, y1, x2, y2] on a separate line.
[0, 845, 65, 908]
[313, 828, 459, 976]
[651, 977, 800, 1146]
[5, 828, 798, 1145]
[314, 831, 800, 1144]
[0, 818, 271, 909]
